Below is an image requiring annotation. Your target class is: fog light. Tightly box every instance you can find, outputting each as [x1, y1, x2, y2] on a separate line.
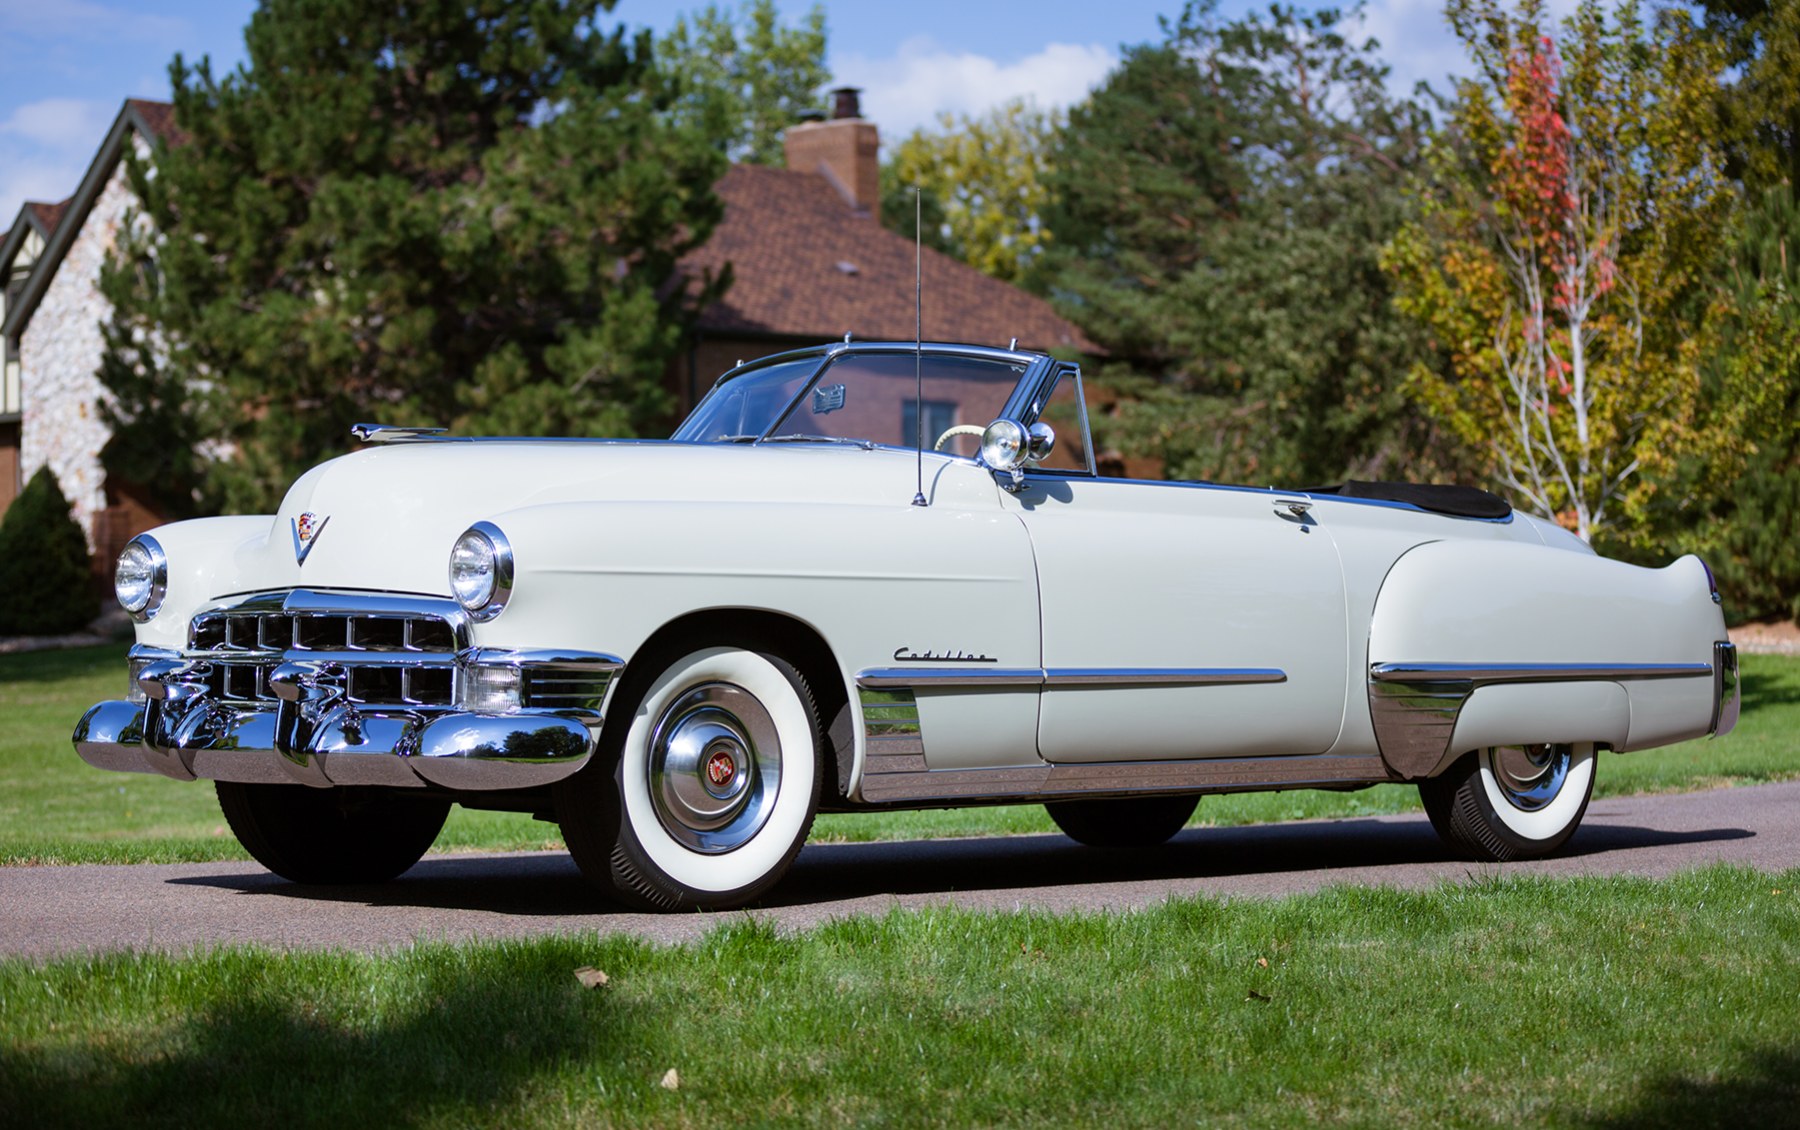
[459, 665, 522, 713]
[127, 656, 153, 704]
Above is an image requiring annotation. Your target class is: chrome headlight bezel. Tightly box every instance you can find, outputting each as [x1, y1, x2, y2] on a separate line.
[115, 535, 168, 621]
[449, 521, 514, 622]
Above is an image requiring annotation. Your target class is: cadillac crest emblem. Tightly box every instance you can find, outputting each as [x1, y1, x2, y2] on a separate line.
[290, 512, 330, 565]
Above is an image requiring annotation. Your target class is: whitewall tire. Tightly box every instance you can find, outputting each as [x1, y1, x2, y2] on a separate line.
[556, 645, 821, 910]
[1419, 743, 1596, 861]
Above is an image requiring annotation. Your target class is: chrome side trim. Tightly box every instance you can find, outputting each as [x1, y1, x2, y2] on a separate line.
[860, 750, 1389, 805]
[1371, 662, 1712, 683]
[1367, 679, 1471, 781]
[460, 648, 623, 714]
[1368, 659, 1715, 779]
[857, 667, 1043, 689]
[464, 648, 625, 672]
[853, 667, 1359, 804]
[855, 666, 1288, 690]
[1043, 668, 1287, 687]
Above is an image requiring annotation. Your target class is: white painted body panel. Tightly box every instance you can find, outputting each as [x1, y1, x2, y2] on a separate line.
[1004, 477, 1349, 760]
[127, 435, 1731, 800]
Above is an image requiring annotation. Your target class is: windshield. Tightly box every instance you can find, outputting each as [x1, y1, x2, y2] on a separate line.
[674, 351, 1027, 459]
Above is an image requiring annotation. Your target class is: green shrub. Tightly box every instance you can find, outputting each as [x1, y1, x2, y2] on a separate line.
[0, 467, 96, 635]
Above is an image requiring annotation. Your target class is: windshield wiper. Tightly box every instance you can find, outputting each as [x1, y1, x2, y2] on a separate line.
[711, 434, 762, 443]
[760, 434, 874, 449]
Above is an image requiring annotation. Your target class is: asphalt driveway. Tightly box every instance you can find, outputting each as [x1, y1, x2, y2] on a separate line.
[2, 780, 1795, 960]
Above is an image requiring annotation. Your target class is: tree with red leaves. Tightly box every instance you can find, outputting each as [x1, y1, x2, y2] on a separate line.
[1386, 0, 1731, 543]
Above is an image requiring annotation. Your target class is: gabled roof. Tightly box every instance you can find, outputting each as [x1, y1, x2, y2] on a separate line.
[683, 164, 1093, 354]
[1, 197, 70, 281]
[26, 199, 70, 234]
[1, 99, 174, 340]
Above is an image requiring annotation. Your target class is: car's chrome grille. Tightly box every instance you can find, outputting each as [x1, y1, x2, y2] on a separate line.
[187, 595, 465, 708]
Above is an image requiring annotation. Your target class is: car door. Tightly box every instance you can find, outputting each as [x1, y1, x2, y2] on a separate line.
[1004, 471, 1350, 763]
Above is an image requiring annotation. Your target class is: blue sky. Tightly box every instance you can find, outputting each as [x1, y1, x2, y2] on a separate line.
[0, 0, 1498, 222]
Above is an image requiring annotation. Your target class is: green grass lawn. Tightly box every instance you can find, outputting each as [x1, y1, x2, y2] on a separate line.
[4, 645, 1796, 866]
[2, 865, 1795, 1127]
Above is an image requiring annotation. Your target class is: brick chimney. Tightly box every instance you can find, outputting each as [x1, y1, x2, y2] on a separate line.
[783, 86, 879, 212]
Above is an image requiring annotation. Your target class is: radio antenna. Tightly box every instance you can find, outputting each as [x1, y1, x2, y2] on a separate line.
[911, 185, 927, 508]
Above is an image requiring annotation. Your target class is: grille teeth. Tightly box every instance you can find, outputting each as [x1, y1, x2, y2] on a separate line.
[188, 607, 459, 707]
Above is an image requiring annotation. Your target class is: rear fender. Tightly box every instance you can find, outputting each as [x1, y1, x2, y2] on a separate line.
[1368, 541, 1725, 778]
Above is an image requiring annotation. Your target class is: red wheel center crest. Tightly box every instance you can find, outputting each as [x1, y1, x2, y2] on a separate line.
[706, 751, 736, 787]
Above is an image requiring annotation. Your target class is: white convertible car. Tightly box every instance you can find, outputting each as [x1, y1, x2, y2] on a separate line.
[74, 341, 1739, 909]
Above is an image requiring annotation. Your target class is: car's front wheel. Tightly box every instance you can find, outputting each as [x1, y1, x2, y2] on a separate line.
[556, 644, 822, 911]
[216, 782, 449, 884]
[1045, 794, 1199, 848]
[1418, 743, 1596, 861]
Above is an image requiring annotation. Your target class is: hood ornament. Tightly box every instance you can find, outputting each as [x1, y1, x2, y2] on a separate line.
[291, 512, 330, 565]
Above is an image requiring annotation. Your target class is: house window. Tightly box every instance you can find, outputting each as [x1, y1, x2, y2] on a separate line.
[902, 399, 959, 453]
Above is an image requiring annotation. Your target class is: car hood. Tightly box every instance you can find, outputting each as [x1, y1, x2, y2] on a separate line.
[222, 439, 986, 599]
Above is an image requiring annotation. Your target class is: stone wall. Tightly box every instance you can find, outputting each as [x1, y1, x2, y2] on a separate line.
[18, 145, 141, 551]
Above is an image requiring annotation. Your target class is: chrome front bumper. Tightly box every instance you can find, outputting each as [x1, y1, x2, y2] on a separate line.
[73, 696, 598, 790]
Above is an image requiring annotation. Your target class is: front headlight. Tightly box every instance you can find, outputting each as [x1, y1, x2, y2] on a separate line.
[115, 535, 167, 621]
[449, 522, 513, 621]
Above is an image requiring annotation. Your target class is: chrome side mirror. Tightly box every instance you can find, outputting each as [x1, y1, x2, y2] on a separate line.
[1026, 422, 1055, 464]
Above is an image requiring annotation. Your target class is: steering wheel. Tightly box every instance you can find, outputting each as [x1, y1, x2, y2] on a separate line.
[933, 425, 987, 452]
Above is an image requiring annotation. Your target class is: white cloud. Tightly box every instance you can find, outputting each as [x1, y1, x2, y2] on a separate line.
[837, 39, 1118, 140]
[1354, 0, 1586, 99]
[0, 98, 117, 221]
[0, 98, 116, 148]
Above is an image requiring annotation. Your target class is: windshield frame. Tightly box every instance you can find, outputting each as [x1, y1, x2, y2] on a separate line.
[672, 342, 1059, 459]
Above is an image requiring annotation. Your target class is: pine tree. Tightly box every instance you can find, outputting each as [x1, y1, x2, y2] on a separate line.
[0, 468, 94, 636]
[101, 0, 728, 514]
[1044, 1, 1448, 488]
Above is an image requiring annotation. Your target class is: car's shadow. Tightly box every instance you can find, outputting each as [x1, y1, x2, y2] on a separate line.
[166, 816, 1754, 917]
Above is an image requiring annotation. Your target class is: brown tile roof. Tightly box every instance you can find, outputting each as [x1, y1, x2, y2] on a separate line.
[25, 198, 70, 234]
[684, 164, 1094, 354]
[126, 98, 181, 143]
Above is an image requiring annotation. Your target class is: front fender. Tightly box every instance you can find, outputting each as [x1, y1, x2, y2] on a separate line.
[127, 516, 278, 651]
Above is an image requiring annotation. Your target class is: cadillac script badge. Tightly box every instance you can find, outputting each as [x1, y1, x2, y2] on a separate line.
[291, 512, 330, 565]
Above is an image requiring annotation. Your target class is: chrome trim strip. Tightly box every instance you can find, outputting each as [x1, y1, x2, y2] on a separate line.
[1367, 659, 1715, 780]
[189, 648, 459, 667]
[462, 648, 624, 672]
[857, 667, 1043, 689]
[1371, 662, 1712, 683]
[1043, 668, 1287, 687]
[856, 666, 1289, 690]
[860, 751, 1390, 805]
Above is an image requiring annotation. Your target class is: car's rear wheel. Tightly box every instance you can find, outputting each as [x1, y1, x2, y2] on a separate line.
[1045, 794, 1199, 848]
[556, 644, 822, 911]
[216, 782, 449, 884]
[1419, 743, 1596, 861]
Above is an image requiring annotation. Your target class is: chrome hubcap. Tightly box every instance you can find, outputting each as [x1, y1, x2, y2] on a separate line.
[1487, 744, 1572, 812]
[648, 683, 781, 853]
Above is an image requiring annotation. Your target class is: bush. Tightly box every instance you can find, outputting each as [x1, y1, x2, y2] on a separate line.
[0, 467, 96, 635]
